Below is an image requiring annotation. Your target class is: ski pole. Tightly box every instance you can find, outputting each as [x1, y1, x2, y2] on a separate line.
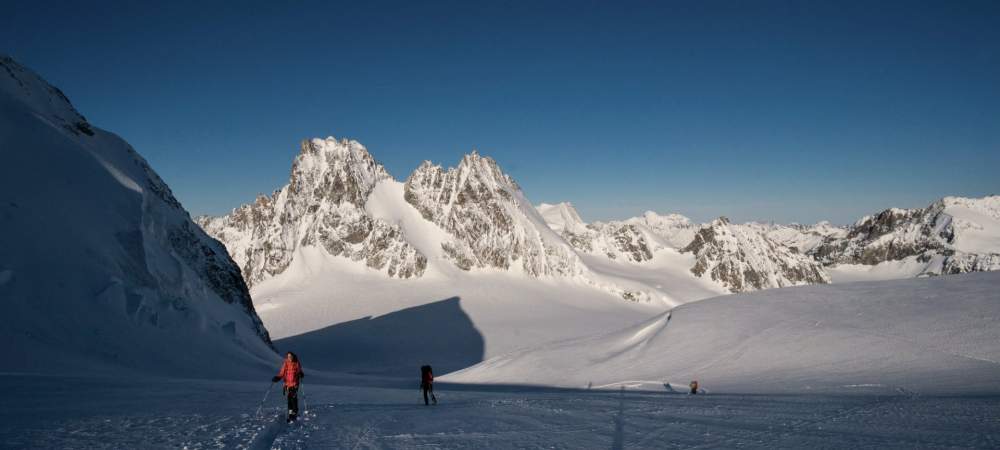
[255, 381, 275, 418]
[300, 383, 308, 415]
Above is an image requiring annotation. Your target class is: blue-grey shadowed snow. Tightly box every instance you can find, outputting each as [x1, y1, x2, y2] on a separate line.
[5, 375, 1000, 449]
[275, 297, 484, 377]
[612, 386, 626, 450]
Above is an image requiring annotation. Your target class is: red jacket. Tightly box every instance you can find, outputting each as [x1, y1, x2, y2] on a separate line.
[422, 369, 434, 384]
[277, 360, 304, 387]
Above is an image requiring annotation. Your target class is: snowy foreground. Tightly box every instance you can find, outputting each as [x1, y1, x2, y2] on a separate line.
[4, 273, 1000, 449]
[2, 375, 999, 449]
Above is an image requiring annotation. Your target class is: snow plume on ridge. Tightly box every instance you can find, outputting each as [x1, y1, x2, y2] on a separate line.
[198, 137, 427, 287]
[0, 55, 273, 376]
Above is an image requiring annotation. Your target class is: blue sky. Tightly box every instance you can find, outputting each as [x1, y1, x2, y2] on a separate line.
[3, 0, 999, 224]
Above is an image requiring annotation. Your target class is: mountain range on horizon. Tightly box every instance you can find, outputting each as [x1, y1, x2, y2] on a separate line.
[3, 52, 999, 379]
[6, 2, 1000, 445]
[197, 134, 1000, 301]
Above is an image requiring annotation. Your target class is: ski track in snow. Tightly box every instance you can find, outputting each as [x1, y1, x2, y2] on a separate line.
[2, 375, 999, 449]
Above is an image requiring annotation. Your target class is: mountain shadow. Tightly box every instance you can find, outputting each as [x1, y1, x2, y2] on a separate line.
[275, 297, 484, 377]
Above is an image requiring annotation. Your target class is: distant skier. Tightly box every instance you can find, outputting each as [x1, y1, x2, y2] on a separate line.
[272, 352, 305, 422]
[689, 380, 699, 395]
[420, 365, 437, 405]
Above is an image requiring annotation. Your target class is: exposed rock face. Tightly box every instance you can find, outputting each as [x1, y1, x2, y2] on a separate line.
[561, 221, 655, 263]
[942, 253, 1000, 274]
[536, 204, 686, 263]
[198, 138, 426, 287]
[811, 207, 948, 266]
[403, 152, 583, 277]
[683, 217, 830, 292]
[810, 196, 1000, 275]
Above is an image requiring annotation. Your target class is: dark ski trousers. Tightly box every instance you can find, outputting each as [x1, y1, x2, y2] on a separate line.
[285, 386, 299, 420]
[422, 382, 436, 405]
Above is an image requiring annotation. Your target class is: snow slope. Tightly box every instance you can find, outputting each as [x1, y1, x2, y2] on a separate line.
[536, 202, 587, 234]
[446, 271, 1000, 395]
[0, 56, 275, 377]
[251, 245, 664, 377]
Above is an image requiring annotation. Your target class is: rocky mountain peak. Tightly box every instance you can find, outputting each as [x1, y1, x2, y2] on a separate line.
[199, 137, 426, 287]
[288, 137, 392, 207]
[683, 219, 830, 292]
[404, 152, 582, 277]
[810, 196, 1000, 275]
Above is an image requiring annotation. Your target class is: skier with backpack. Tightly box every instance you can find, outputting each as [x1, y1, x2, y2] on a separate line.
[420, 365, 437, 405]
[272, 352, 305, 422]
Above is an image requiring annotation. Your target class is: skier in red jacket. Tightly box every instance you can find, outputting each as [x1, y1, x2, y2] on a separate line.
[420, 365, 437, 405]
[272, 352, 305, 422]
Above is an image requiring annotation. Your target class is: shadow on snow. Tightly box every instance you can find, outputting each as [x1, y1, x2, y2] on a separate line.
[275, 297, 484, 378]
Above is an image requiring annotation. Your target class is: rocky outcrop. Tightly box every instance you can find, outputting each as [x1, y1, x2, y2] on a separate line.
[561, 222, 655, 263]
[809, 196, 1000, 276]
[198, 138, 426, 287]
[403, 152, 583, 277]
[683, 217, 830, 293]
[536, 204, 683, 263]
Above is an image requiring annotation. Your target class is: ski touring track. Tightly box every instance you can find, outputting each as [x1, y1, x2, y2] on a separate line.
[3, 374, 1000, 448]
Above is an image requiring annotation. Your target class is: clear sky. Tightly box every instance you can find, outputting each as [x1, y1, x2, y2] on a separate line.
[3, 0, 999, 224]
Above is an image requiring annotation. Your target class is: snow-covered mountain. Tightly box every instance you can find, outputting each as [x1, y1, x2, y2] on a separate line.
[197, 138, 426, 288]
[403, 152, 583, 277]
[0, 56, 274, 376]
[813, 196, 1000, 278]
[682, 217, 830, 292]
[535, 196, 998, 292]
[625, 211, 700, 250]
[202, 146, 674, 306]
[537, 207, 831, 293]
[537, 204, 694, 264]
[745, 221, 848, 255]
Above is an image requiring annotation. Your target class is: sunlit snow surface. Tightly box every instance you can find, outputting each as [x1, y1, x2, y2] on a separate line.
[4, 273, 1000, 448]
[448, 272, 1000, 395]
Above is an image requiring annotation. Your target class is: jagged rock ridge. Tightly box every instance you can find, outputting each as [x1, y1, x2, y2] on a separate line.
[811, 196, 1000, 275]
[198, 138, 427, 287]
[682, 217, 830, 292]
[403, 152, 585, 277]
